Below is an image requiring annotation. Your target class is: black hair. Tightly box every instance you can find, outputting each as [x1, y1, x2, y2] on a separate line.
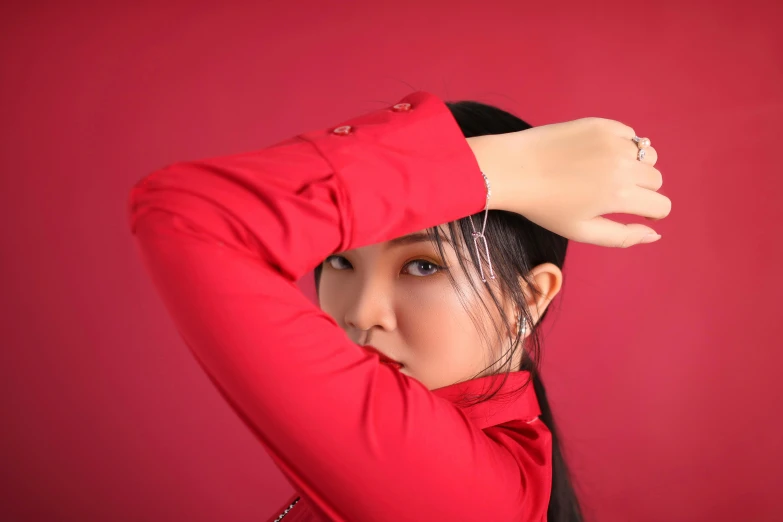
[314, 99, 583, 522]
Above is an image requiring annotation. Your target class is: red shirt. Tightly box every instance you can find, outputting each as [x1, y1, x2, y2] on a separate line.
[128, 91, 552, 521]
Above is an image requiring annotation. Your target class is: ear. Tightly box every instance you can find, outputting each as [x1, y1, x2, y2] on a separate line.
[521, 262, 563, 328]
[500, 263, 563, 344]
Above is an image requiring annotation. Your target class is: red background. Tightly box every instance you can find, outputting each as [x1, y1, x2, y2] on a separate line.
[2, 3, 781, 521]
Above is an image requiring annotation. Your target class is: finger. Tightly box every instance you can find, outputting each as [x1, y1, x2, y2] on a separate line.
[581, 217, 660, 248]
[611, 186, 672, 220]
[634, 164, 663, 191]
[638, 145, 658, 166]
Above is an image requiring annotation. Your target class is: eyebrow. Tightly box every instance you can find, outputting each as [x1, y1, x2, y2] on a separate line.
[387, 232, 453, 248]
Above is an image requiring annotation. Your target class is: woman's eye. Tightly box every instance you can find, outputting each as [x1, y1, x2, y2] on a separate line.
[326, 255, 352, 270]
[402, 259, 443, 277]
[325, 256, 442, 276]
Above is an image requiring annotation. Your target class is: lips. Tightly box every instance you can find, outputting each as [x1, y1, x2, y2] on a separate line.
[379, 358, 404, 370]
[363, 345, 403, 369]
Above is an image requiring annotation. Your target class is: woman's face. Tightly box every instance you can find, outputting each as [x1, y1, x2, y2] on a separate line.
[317, 227, 511, 390]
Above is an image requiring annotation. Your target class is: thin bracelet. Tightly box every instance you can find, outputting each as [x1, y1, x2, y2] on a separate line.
[468, 171, 495, 282]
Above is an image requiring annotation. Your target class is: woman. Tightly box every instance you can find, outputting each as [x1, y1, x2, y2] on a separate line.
[128, 92, 668, 521]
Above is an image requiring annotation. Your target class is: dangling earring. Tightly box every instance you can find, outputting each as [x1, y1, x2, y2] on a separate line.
[518, 314, 528, 337]
[512, 312, 527, 348]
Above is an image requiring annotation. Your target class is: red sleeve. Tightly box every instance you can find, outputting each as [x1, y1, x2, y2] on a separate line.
[128, 92, 549, 521]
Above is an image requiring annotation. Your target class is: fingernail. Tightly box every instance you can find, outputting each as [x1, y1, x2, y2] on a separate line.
[641, 233, 661, 244]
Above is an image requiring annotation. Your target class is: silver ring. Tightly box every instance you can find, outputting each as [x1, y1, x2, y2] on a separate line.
[637, 149, 646, 161]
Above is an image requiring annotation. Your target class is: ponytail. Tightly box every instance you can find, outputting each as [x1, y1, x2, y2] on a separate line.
[522, 355, 584, 522]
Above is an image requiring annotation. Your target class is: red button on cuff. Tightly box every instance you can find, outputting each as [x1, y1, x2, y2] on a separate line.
[333, 125, 352, 135]
[391, 103, 412, 112]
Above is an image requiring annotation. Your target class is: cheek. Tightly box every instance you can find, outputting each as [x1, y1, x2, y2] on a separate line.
[396, 279, 488, 387]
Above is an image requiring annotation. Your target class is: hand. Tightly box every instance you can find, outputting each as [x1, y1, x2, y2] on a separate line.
[466, 118, 671, 248]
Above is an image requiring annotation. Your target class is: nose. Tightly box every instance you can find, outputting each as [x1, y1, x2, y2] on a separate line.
[344, 278, 397, 337]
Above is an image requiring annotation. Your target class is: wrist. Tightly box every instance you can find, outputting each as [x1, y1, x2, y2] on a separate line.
[465, 134, 521, 213]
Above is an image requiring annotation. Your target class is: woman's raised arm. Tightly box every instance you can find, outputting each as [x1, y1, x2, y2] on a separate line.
[128, 92, 551, 521]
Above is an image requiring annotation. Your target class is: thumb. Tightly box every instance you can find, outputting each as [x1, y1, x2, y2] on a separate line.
[583, 217, 661, 248]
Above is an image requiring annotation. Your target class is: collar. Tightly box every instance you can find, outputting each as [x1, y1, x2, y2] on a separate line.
[431, 371, 541, 430]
